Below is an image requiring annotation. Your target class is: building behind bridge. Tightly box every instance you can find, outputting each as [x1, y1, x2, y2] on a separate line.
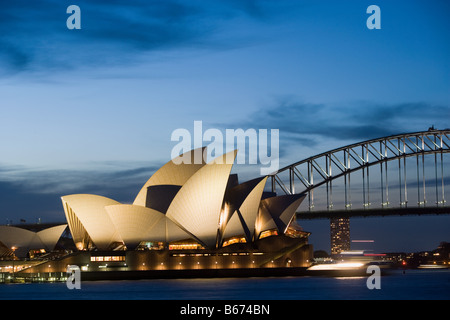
[330, 218, 351, 255]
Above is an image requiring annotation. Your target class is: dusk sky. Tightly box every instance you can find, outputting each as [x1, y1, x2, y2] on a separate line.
[0, 0, 449, 253]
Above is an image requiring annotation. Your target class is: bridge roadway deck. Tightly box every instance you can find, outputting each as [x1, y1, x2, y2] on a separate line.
[296, 206, 450, 219]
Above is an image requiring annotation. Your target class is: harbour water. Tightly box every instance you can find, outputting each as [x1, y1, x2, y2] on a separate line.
[0, 269, 448, 300]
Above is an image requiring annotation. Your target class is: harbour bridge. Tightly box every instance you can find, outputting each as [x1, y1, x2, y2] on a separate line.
[270, 129, 450, 220]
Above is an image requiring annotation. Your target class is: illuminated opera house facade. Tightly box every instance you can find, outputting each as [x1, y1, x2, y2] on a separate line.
[9, 148, 313, 279]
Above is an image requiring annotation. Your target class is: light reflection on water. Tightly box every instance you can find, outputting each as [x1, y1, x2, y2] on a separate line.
[0, 269, 448, 300]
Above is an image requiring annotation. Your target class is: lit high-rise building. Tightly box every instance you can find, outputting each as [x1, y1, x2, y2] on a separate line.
[330, 218, 350, 255]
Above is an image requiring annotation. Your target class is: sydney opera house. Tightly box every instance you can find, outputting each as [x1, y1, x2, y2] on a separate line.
[1, 148, 312, 280]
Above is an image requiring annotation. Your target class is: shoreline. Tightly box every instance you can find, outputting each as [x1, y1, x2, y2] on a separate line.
[3, 264, 447, 284]
[2, 266, 383, 283]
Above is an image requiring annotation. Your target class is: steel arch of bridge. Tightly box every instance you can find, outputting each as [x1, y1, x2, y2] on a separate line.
[270, 129, 450, 213]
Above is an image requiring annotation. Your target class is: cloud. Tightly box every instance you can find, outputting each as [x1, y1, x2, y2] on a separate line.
[204, 98, 449, 169]
[0, 161, 162, 222]
[0, 180, 63, 223]
[0, 0, 286, 75]
[0, 163, 159, 196]
[234, 98, 450, 143]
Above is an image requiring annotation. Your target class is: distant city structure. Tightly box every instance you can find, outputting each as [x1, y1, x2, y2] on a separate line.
[330, 218, 350, 255]
[2, 132, 448, 282]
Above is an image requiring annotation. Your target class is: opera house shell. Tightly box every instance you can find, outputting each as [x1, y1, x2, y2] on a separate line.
[0, 224, 67, 258]
[61, 148, 308, 252]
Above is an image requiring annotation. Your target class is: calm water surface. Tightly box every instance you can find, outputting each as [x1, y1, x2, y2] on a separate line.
[0, 269, 448, 300]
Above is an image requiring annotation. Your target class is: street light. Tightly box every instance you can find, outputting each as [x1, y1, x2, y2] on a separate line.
[11, 247, 17, 281]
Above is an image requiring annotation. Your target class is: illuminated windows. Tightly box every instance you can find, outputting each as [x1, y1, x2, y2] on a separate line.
[90, 255, 125, 262]
[330, 218, 350, 255]
[168, 240, 204, 250]
[259, 229, 278, 239]
[222, 236, 246, 247]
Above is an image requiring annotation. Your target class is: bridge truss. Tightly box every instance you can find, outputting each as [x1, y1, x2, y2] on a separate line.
[270, 129, 450, 218]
